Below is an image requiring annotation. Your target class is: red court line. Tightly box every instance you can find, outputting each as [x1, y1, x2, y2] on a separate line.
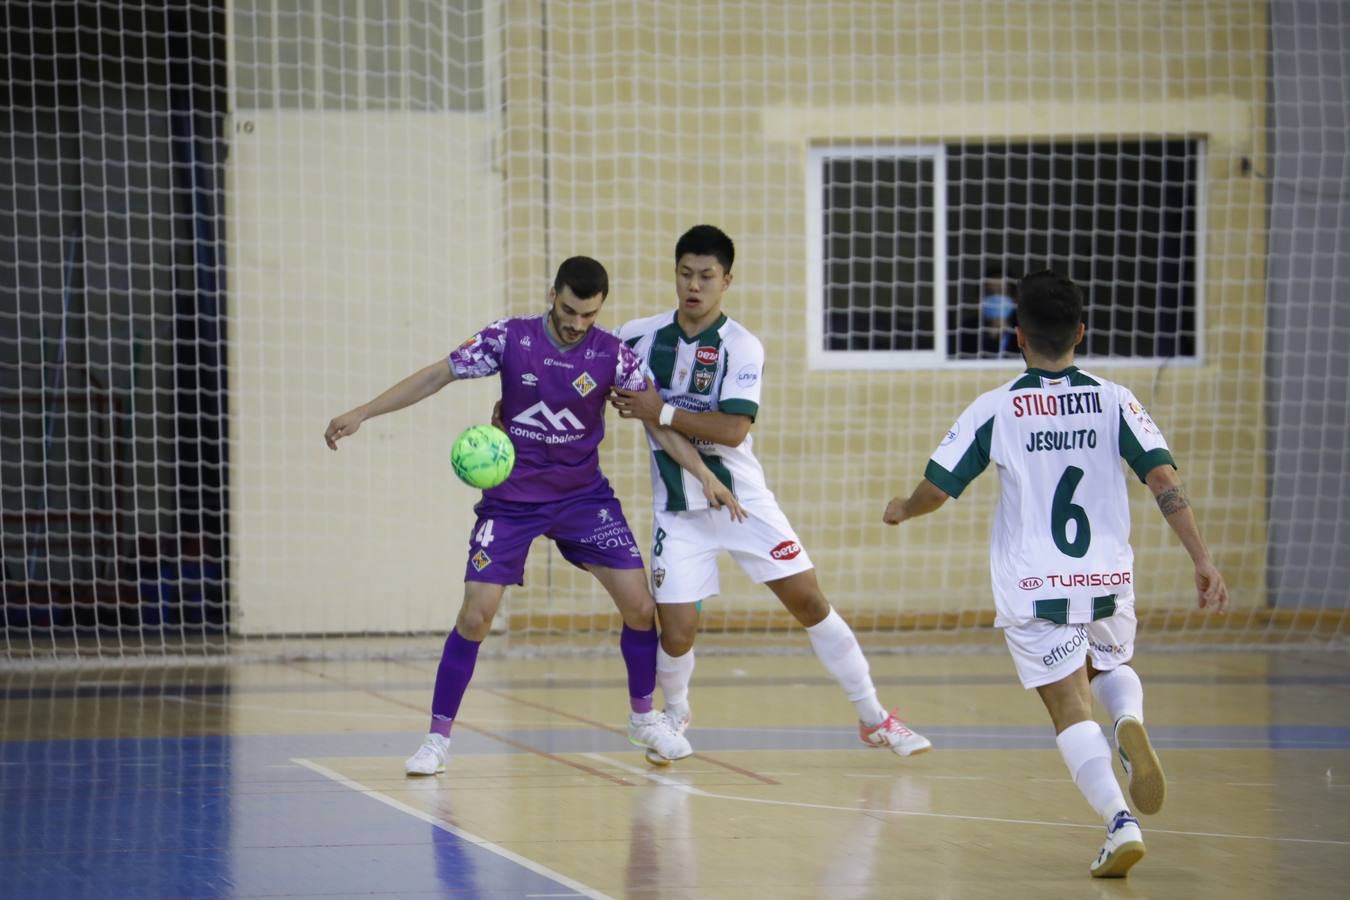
[285, 663, 634, 787]
[478, 686, 781, 786]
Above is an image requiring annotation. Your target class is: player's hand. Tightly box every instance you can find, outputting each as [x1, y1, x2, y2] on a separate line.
[700, 475, 747, 522]
[491, 400, 505, 431]
[610, 378, 663, 423]
[1194, 559, 1228, 613]
[324, 409, 366, 450]
[882, 496, 907, 525]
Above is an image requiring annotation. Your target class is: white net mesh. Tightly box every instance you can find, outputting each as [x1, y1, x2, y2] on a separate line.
[3, 0, 1347, 663]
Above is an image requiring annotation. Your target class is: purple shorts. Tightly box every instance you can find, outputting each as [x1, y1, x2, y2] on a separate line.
[463, 490, 645, 585]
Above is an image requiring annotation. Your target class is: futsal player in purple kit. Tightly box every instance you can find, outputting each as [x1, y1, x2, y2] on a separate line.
[325, 256, 743, 773]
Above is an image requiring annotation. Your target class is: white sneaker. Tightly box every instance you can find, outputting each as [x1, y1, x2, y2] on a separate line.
[859, 708, 932, 757]
[1090, 810, 1145, 878]
[643, 706, 693, 766]
[1115, 715, 1165, 815]
[405, 732, 451, 776]
[629, 710, 693, 765]
[664, 704, 692, 735]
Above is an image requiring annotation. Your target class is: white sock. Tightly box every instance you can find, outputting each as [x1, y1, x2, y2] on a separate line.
[656, 645, 694, 710]
[1091, 665, 1144, 726]
[1056, 720, 1129, 822]
[805, 608, 887, 725]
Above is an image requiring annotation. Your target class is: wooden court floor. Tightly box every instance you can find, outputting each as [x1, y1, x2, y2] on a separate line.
[2, 645, 1348, 899]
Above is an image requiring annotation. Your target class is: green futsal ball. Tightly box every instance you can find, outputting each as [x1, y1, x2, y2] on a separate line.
[451, 424, 515, 489]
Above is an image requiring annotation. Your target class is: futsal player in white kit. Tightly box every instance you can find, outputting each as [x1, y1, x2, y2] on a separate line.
[883, 268, 1229, 877]
[611, 224, 931, 763]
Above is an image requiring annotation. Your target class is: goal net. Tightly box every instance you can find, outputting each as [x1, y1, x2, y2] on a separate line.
[3, 0, 1346, 663]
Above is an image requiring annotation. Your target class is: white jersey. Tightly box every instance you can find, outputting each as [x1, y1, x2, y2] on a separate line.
[617, 311, 773, 510]
[927, 366, 1175, 628]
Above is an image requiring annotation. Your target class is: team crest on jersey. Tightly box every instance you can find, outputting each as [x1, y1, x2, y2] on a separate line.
[471, 550, 492, 571]
[693, 369, 714, 393]
[652, 567, 665, 588]
[520, 335, 532, 348]
[572, 372, 597, 397]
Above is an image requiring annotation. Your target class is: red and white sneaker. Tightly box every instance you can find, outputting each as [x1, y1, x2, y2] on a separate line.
[859, 708, 932, 757]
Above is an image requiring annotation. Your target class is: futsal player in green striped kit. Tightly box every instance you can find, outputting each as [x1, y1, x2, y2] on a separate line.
[884, 268, 1229, 877]
[611, 224, 931, 763]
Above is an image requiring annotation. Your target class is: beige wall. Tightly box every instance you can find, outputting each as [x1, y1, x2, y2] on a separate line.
[227, 112, 504, 634]
[497, 0, 1268, 625]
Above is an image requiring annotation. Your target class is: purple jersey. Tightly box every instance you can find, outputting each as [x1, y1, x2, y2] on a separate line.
[448, 314, 647, 503]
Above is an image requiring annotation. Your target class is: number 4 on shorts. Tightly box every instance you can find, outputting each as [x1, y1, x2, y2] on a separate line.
[475, 519, 495, 547]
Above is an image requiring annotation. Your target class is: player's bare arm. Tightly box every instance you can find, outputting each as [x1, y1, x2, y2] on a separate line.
[611, 383, 752, 447]
[642, 422, 748, 522]
[324, 360, 455, 450]
[882, 479, 950, 525]
[1144, 464, 1229, 613]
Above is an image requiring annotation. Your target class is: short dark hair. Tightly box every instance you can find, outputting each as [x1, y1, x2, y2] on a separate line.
[553, 256, 609, 300]
[675, 224, 735, 273]
[1017, 269, 1084, 357]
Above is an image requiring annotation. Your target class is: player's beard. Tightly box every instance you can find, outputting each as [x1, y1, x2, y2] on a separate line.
[548, 306, 585, 347]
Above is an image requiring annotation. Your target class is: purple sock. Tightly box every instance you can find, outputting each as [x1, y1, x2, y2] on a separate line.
[620, 624, 658, 714]
[429, 629, 481, 737]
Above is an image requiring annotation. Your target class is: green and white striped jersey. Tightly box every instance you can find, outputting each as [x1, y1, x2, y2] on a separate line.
[927, 366, 1175, 627]
[618, 311, 771, 511]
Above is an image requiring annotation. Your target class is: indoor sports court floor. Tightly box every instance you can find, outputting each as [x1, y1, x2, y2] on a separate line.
[3, 643, 1348, 899]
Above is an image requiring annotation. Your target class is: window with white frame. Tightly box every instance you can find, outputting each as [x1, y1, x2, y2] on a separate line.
[807, 140, 1205, 369]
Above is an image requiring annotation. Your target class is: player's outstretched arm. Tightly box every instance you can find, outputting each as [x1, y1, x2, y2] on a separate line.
[1144, 464, 1229, 613]
[642, 422, 747, 522]
[883, 479, 950, 525]
[324, 360, 456, 450]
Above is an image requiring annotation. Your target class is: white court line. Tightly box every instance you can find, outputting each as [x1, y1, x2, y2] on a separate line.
[579, 753, 1350, 848]
[292, 758, 611, 900]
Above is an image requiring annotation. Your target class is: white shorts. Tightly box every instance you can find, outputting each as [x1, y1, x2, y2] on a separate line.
[648, 499, 814, 603]
[1002, 600, 1137, 689]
